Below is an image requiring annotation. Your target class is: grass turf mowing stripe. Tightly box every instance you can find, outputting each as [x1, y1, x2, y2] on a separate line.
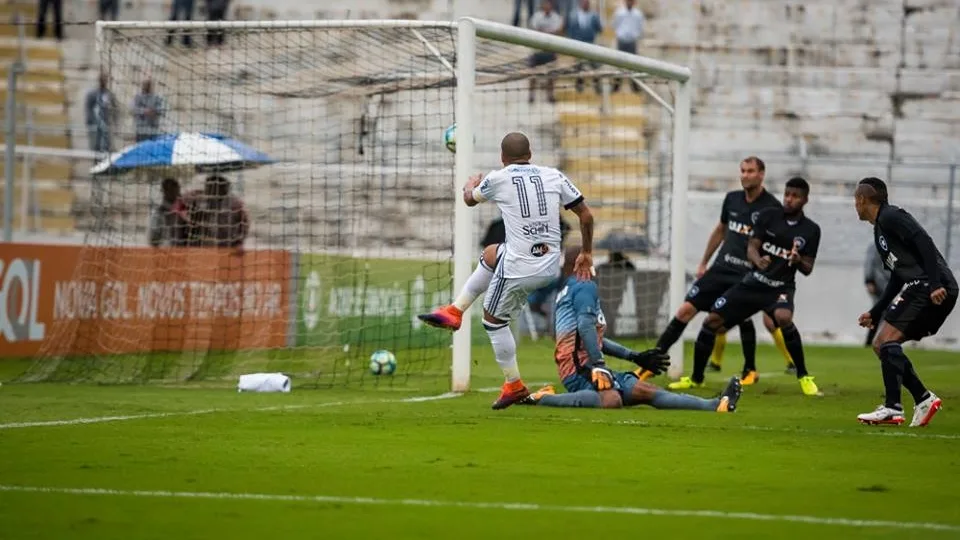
[0, 392, 461, 430]
[1, 484, 957, 532]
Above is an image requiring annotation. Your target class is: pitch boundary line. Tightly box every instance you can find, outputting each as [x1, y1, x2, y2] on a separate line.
[0, 484, 956, 532]
[497, 415, 960, 440]
[0, 392, 461, 430]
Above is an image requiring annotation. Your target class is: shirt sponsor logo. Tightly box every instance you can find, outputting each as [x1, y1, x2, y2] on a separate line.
[751, 271, 785, 288]
[722, 254, 751, 268]
[530, 243, 550, 257]
[728, 221, 752, 235]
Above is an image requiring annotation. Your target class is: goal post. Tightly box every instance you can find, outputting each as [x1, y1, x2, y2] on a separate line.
[22, 18, 690, 388]
[454, 18, 692, 388]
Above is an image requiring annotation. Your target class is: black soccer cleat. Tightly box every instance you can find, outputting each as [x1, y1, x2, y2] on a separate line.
[716, 376, 742, 413]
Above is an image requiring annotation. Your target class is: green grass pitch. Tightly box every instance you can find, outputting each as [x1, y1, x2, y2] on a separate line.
[1, 340, 959, 539]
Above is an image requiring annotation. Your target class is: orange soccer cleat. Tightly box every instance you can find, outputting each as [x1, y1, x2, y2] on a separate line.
[491, 379, 530, 410]
[417, 305, 464, 331]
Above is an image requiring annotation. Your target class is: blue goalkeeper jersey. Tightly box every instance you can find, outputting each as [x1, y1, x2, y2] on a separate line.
[553, 276, 606, 379]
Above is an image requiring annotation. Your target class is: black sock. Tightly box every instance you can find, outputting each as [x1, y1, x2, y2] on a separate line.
[878, 342, 909, 409]
[691, 327, 717, 384]
[739, 319, 757, 374]
[657, 317, 688, 352]
[880, 343, 929, 404]
[780, 323, 808, 378]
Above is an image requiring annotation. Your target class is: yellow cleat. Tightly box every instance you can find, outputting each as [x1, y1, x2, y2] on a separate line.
[634, 368, 656, 381]
[520, 385, 556, 405]
[667, 376, 705, 390]
[799, 376, 821, 396]
[739, 370, 759, 386]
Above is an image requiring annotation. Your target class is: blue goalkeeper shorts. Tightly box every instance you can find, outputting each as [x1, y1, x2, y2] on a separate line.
[561, 371, 639, 404]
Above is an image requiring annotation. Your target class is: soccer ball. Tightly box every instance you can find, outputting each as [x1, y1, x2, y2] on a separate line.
[443, 123, 456, 153]
[369, 350, 397, 376]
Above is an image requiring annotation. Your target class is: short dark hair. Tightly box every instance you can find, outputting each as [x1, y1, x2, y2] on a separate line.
[857, 177, 888, 204]
[785, 176, 810, 196]
[742, 156, 765, 172]
[161, 178, 179, 189]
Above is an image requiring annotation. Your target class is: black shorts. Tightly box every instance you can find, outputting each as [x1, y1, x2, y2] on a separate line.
[884, 281, 958, 341]
[712, 282, 795, 328]
[685, 268, 743, 312]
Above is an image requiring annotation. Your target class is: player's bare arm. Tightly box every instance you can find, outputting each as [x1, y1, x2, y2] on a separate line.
[569, 200, 594, 281]
[747, 237, 770, 270]
[462, 174, 484, 207]
[789, 248, 816, 276]
[698, 221, 726, 277]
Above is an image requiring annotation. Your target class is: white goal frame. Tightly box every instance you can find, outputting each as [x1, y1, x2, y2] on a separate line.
[94, 18, 692, 393]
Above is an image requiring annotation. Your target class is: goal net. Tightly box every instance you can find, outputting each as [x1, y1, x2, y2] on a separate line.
[21, 19, 690, 389]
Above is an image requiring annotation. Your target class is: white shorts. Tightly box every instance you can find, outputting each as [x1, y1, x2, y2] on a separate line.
[482, 244, 559, 322]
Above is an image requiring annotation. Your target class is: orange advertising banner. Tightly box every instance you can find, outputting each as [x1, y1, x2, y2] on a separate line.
[0, 244, 290, 358]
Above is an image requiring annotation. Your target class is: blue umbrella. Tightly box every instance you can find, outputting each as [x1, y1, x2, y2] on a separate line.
[90, 132, 273, 175]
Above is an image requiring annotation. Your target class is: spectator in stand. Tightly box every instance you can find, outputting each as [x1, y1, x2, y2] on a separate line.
[165, 0, 194, 47]
[36, 0, 64, 40]
[206, 0, 231, 47]
[132, 79, 166, 143]
[863, 242, 892, 346]
[553, 0, 574, 23]
[84, 72, 118, 155]
[149, 178, 191, 247]
[185, 175, 249, 248]
[527, 0, 564, 104]
[566, 0, 603, 94]
[611, 0, 645, 93]
[98, 0, 119, 21]
[511, 0, 536, 28]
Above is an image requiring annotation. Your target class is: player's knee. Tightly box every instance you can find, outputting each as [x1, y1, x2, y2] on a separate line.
[481, 244, 499, 269]
[599, 390, 623, 409]
[482, 309, 507, 327]
[703, 313, 724, 332]
[762, 312, 777, 331]
[675, 302, 697, 323]
[630, 381, 658, 404]
[739, 319, 756, 338]
[773, 310, 793, 328]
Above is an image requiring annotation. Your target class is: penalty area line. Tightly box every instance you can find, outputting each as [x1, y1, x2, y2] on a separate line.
[0, 392, 461, 430]
[0, 485, 957, 532]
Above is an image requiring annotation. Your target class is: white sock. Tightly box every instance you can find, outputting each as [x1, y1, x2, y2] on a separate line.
[452, 262, 493, 311]
[485, 323, 521, 382]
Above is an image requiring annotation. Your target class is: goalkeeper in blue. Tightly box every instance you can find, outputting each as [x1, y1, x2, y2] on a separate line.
[522, 247, 742, 411]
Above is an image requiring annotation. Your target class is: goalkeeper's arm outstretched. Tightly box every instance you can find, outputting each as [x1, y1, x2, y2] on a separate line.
[522, 247, 742, 413]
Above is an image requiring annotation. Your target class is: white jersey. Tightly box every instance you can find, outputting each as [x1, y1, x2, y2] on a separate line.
[473, 163, 584, 278]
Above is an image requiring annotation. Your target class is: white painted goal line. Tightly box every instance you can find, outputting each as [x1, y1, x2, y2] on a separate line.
[0, 392, 461, 430]
[0, 484, 956, 532]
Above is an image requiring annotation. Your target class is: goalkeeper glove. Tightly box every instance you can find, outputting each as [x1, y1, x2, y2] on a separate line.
[590, 366, 615, 391]
[629, 348, 671, 375]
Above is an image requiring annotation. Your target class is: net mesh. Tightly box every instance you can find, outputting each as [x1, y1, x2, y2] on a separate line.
[21, 22, 678, 387]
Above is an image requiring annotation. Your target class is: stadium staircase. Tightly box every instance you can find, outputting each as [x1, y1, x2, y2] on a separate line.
[554, 0, 653, 244]
[0, 0, 75, 234]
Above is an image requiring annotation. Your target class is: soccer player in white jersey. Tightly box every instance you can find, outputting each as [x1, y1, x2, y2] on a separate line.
[418, 132, 595, 409]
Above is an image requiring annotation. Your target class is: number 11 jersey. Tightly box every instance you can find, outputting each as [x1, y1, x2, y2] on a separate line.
[474, 163, 584, 278]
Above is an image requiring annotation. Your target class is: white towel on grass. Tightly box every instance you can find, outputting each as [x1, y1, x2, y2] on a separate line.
[237, 373, 291, 393]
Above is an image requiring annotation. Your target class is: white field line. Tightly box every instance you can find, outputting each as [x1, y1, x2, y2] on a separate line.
[0, 392, 461, 430]
[0, 485, 957, 532]
[497, 415, 960, 440]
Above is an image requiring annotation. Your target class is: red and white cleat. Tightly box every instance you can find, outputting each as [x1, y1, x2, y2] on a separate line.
[857, 405, 905, 426]
[910, 393, 942, 427]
